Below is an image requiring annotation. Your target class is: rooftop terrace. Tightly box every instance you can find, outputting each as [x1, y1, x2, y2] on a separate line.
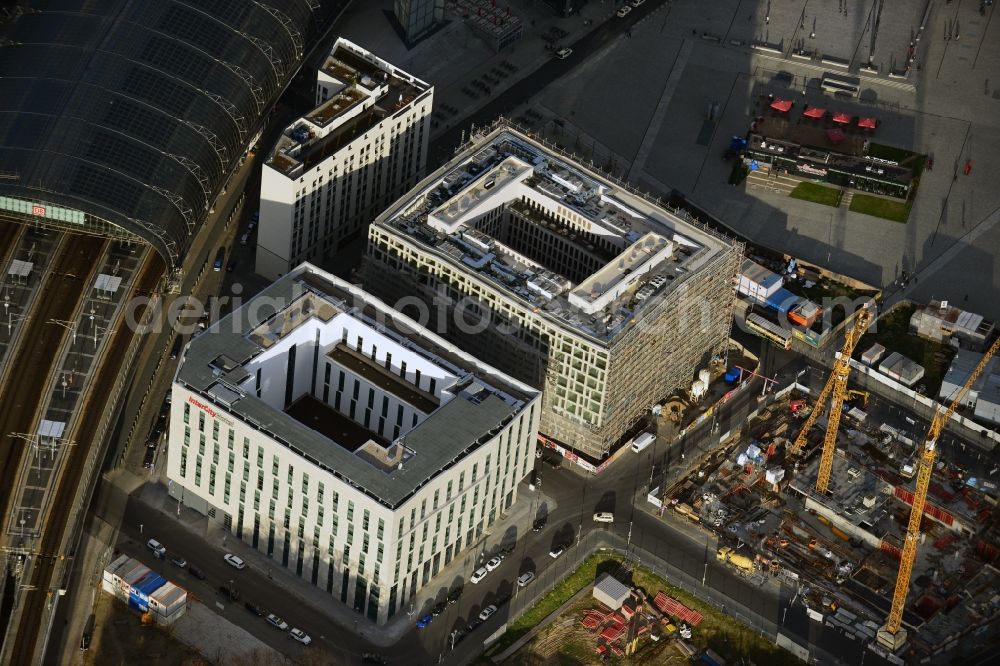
[266, 38, 429, 178]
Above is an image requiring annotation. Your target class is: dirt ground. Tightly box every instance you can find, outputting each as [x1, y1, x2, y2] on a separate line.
[74, 594, 200, 666]
[507, 597, 684, 666]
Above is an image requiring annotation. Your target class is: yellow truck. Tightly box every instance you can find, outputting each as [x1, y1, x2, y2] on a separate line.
[716, 547, 755, 574]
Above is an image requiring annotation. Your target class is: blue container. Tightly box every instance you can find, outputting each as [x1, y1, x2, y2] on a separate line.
[765, 288, 799, 315]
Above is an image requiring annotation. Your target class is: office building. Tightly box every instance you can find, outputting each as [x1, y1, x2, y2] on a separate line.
[166, 264, 540, 624]
[394, 0, 444, 45]
[257, 38, 433, 280]
[362, 123, 742, 462]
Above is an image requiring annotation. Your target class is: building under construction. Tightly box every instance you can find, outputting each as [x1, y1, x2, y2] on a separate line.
[654, 369, 1000, 663]
[363, 122, 742, 461]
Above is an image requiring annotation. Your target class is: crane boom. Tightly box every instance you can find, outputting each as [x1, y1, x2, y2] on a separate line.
[790, 305, 873, 461]
[790, 377, 833, 454]
[879, 336, 1000, 649]
[817, 307, 873, 493]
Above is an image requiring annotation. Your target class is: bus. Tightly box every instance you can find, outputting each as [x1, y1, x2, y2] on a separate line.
[746, 313, 792, 350]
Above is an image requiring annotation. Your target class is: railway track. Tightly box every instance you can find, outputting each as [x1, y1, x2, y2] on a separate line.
[5, 246, 163, 665]
[0, 234, 106, 526]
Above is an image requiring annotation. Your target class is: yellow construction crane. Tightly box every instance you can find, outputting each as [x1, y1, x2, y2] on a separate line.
[877, 336, 1000, 652]
[791, 305, 873, 494]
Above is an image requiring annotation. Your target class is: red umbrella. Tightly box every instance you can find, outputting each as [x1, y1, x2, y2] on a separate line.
[858, 116, 878, 129]
[826, 128, 846, 143]
[832, 112, 852, 124]
[770, 98, 793, 112]
[802, 107, 825, 119]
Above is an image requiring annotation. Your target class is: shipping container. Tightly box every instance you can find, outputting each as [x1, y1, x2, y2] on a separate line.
[788, 300, 821, 327]
[736, 260, 782, 302]
[148, 582, 187, 617]
[765, 288, 800, 315]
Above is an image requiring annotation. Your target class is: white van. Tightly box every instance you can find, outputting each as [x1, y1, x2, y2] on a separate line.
[630, 432, 655, 453]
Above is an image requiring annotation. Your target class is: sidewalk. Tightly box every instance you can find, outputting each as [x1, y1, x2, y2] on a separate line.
[135, 478, 556, 647]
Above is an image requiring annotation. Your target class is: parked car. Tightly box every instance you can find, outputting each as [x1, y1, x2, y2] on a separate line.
[361, 654, 388, 665]
[470, 567, 488, 584]
[218, 585, 239, 601]
[267, 614, 289, 630]
[555, 47, 572, 59]
[549, 545, 566, 559]
[485, 556, 502, 572]
[169, 556, 187, 568]
[631, 0, 646, 6]
[289, 628, 312, 645]
[447, 586, 463, 604]
[188, 565, 206, 579]
[146, 539, 166, 557]
[240, 232, 250, 245]
[244, 602, 266, 616]
[516, 571, 536, 587]
[79, 632, 91, 651]
[224, 553, 246, 570]
[431, 601, 447, 616]
[213, 246, 226, 271]
[169, 335, 183, 360]
[416, 614, 433, 628]
[593, 512, 615, 524]
[478, 605, 498, 622]
[532, 517, 547, 532]
[617, 6, 632, 17]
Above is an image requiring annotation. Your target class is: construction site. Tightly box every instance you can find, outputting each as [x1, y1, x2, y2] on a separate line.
[654, 307, 1000, 664]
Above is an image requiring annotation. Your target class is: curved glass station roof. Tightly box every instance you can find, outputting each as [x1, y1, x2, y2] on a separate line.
[0, 0, 331, 268]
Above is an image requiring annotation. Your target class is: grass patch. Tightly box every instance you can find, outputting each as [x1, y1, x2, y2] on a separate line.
[849, 192, 910, 223]
[487, 555, 621, 654]
[789, 182, 842, 207]
[857, 302, 956, 395]
[627, 565, 802, 666]
[496, 554, 799, 666]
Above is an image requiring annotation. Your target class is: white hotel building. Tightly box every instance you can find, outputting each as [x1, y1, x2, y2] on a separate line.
[256, 38, 433, 280]
[166, 264, 539, 624]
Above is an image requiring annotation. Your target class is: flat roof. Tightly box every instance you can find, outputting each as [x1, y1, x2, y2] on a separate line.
[374, 126, 736, 343]
[175, 264, 537, 509]
[266, 38, 430, 178]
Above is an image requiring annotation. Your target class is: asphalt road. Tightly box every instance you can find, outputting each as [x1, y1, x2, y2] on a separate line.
[429, 0, 671, 167]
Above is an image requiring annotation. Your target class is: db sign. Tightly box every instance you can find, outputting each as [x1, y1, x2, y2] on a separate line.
[31, 204, 46, 217]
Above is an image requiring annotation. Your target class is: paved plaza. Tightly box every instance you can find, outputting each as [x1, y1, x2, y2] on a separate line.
[523, 0, 1000, 320]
